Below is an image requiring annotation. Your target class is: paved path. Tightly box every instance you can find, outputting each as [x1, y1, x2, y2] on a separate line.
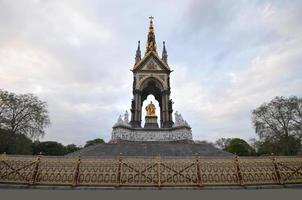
[1, 187, 302, 200]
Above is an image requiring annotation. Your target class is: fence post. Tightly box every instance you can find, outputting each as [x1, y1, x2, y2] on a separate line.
[0, 152, 7, 172]
[116, 153, 122, 187]
[195, 156, 202, 187]
[157, 156, 161, 188]
[235, 155, 243, 186]
[72, 156, 81, 186]
[0, 152, 6, 162]
[272, 157, 282, 185]
[30, 154, 41, 185]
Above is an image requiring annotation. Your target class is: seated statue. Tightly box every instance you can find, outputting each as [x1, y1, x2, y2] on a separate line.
[145, 101, 156, 116]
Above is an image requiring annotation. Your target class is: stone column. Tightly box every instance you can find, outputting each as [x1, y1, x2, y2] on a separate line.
[130, 91, 142, 128]
[161, 93, 166, 124]
[165, 94, 169, 121]
[161, 91, 169, 128]
[168, 98, 174, 126]
[160, 104, 163, 128]
[161, 90, 174, 128]
[138, 94, 142, 123]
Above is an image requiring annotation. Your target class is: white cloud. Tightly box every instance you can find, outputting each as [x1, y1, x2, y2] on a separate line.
[0, 0, 301, 145]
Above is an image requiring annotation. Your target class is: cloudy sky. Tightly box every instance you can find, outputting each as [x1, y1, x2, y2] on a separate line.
[0, 0, 301, 146]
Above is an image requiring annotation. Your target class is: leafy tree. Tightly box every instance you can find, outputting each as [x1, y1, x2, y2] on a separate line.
[0, 129, 33, 154]
[84, 138, 104, 148]
[13, 133, 33, 154]
[32, 141, 66, 155]
[0, 129, 11, 153]
[256, 140, 277, 155]
[1, 126, 81, 155]
[65, 144, 81, 154]
[0, 89, 51, 139]
[257, 136, 301, 156]
[252, 96, 302, 155]
[226, 138, 254, 156]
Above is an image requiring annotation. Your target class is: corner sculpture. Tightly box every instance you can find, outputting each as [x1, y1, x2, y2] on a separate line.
[111, 17, 192, 142]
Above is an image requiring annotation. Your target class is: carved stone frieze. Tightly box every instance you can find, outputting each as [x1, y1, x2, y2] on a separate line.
[111, 126, 192, 142]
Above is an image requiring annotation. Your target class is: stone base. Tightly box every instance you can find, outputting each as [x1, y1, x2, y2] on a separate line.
[111, 126, 192, 142]
[67, 141, 233, 157]
[144, 116, 159, 129]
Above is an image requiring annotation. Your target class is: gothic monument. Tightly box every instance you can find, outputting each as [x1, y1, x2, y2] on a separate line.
[111, 17, 192, 142]
[68, 18, 231, 157]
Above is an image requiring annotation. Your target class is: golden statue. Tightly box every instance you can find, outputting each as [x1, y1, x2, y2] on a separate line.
[145, 101, 156, 116]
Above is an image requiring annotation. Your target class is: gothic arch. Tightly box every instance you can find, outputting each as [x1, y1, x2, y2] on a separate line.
[140, 77, 164, 107]
[139, 74, 166, 90]
[139, 77, 164, 92]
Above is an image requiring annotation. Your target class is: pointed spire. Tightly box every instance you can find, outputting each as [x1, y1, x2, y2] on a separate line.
[135, 40, 141, 64]
[162, 41, 168, 63]
[145, 16, 157, 54]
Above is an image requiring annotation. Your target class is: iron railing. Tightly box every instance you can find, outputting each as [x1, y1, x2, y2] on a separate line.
[0, 153, 301, 187]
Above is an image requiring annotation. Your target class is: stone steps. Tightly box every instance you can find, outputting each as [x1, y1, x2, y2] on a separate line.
[67, 142, 232, 157]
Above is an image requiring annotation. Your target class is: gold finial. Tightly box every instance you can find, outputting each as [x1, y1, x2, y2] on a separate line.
[148, 16, 154, 31]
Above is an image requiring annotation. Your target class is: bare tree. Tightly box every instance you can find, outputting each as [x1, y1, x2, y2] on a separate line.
[215, 138, 231, 150]
[0, 89, 50, 139]
[252, 96, 302, 155]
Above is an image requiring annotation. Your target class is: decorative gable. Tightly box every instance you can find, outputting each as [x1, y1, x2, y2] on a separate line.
[141, 59, 161, 70]
[133, 52, 170, 72]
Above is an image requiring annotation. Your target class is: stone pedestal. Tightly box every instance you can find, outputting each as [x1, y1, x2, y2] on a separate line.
[112, 111, 192, 142]
[111, 126, 193, 142]
[144, 116, 159, 129]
